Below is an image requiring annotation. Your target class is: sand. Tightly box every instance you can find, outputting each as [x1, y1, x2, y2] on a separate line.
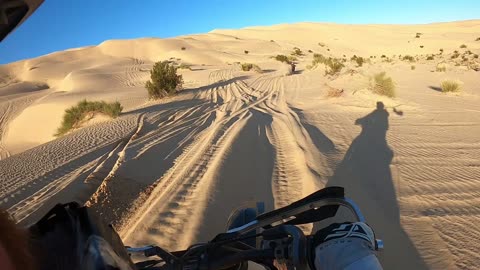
[1, 20, 480, 269]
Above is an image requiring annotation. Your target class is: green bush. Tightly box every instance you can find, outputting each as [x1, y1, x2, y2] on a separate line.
[460, 44, 467, 48]
[56, 100, 123, 136]
[241, 63, 262, 73]
[351, 55, 365, 67]
[291, 47, 304, 56]
[371, 72, 395, 97]
[275, 54, 291, 64]
[324, 58, 344, 75]
[441, 80, 461, 93]
[145, 61, 183, 99]
[402, 55, 415, 62]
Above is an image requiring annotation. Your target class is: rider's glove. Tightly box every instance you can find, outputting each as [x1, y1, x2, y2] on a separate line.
[309, 222, 382, 270]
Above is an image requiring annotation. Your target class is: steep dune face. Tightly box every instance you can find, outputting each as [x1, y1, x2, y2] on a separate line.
[1, 21, 480, 269]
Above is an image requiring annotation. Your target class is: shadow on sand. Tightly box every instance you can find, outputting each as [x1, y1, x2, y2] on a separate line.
[326, 102, 428, 269]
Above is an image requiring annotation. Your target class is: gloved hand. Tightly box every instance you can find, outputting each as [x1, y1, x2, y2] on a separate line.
[309, 222, 382, 270]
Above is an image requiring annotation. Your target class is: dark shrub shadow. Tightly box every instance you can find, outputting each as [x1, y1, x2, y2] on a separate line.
[429, 86, 442, 92]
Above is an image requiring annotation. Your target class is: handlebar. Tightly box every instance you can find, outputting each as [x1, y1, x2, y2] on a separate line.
[127, 187, 383, 270]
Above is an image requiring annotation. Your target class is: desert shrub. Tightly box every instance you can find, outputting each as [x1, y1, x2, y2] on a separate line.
[145, 61, 183, 99]
[312, 53, 327, 65]
[181, 47, 186, 50]
[460, 44, 467, 48]
[426, 55, 434, 60]
[474, 54, 479, 59]
[327, 48, 330, 51]
[287, 55, 298, 62]
[476, 37, 480, 41]
[270, 40, 275, 42]
[411, 65, 416, 70]
[318, 42, 326, 47]
[371, 72, 395, 97]
[440, 80, 461, 93]
[291, 47, 304, 56]
[451, 52, 460, 59]
[415, 33, 422, 38]
[402, 55, 415, 62]
[244, 50, 249, 54]
[420, 45, 424, 48]
[439, 48, 444, 53]
[381, 55, 386, 58]
[351, 55, 365, 67]
[56, 100, 123, 136]
[326, 86, 344, 97]
[324, 58, 344, 75]
[436, 63, 447, 72]
[275, 54, 290, 64]
[241, 63, 262, 73]
[308, 49, 313, 53]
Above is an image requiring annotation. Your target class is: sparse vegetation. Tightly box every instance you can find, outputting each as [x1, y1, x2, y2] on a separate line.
[291, 47, 304, 56]
[309, 53, 344, 75]
[181, 47, 186, 50]
[436, 63, 447, 72]
[56, 100, 123, 136]
[308, 49, 313, 53]
[439, 48, 444, 53]
[474, 54, 479, 59]
[241, 63, 262, 73]
[371, 72, 395, 97]
[451, 52, 460, 59]
[324, 58, 344, 75]
[415, 33, 422, 38]
[351, 55, 365, 67]
[420, 45, 424, 48]
[402, 55, 415, 62]
[244, 50, 249, 54]
[318, 42, 326, 47]
[270, 40, 275, 42]
[476, 37, 480, 41]
[145, 61, 183, 99]
[411, 65, 416, 70]
[381, 55, 386, 58]
[287, 55, 298, 63]
[460, 44, 467, 48]
[426, 55, 434, 60]
[275, 54, 291, 64]
[440, 80, 462, 93]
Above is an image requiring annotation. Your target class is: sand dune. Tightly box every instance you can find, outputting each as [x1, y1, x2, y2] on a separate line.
[1, 20, 480, 269]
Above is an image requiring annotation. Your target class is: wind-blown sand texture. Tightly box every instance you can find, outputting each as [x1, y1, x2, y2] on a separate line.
[1, 20, 480, 269]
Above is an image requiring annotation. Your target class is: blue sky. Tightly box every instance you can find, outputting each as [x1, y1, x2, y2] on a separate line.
[1, 0, 479, 64]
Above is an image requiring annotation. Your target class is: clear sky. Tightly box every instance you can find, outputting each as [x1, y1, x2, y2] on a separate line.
[1, 0, 479, 64]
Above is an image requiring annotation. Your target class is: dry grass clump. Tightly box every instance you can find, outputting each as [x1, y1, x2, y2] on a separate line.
[241, 63, 262, 73]
[440, 80, 462, 93]
[371, 72, 395, 97]
[436, 62, 447, 72]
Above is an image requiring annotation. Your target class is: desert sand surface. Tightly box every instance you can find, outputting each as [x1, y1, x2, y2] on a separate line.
[1, 20, 480, 269]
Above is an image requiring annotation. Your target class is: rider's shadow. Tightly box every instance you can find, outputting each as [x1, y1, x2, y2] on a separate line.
[324, 102, 428, 270]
